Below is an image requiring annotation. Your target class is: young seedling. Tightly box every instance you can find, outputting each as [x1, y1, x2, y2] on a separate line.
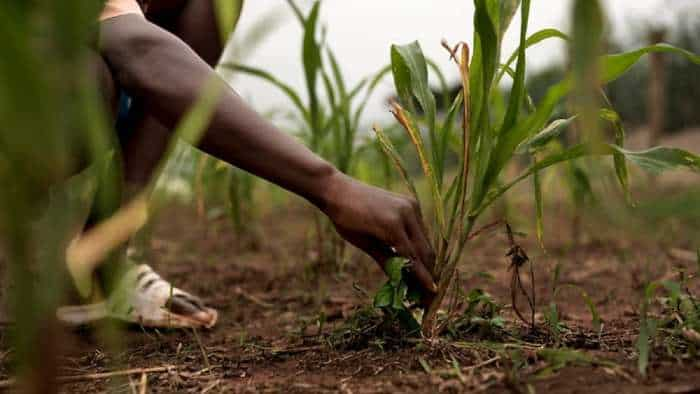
[374, 0, 700, 338]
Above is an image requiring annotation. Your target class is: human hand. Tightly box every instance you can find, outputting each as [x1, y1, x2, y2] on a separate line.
[319, 172, 437, 301]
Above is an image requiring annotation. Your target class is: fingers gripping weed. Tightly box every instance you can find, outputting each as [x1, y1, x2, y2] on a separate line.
[372, 257, 423, 335]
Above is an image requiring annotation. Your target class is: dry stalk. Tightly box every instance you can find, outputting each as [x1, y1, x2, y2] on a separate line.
[505, 223, 536, 330]
[0, 365, 176, 388]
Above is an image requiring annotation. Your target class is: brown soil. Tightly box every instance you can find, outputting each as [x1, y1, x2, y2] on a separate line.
[2, 188, 700, 393]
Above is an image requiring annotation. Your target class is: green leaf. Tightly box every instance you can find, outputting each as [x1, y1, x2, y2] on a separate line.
[500, 0, 530, 135]
[584, 294, 602, 332]
[437, 91, 465, 188]
[392, 105, 445, 234]
[517, 116, 576, 153]
[222, 63, 310, 124]
[467, 0, 501, 214]
[602, 44, 700, 85]
[353, 65, 391, 129]
[426, 57, 451, 110]
[610, 146, 700, 174]
[390, 42, 440, 182]
[285, 0, 305, 25]
[536, 348, 596, 376]
[393, 282, 408, 310]
[571, 0, 605, 145]
[638, 282, 659, 377]
[474, 144, 590, 216]
[373, 125, 420, 201]
[533, 156, 544, 249]
[499, 0, 521, 38]
[484, 43, 700, 199]
[302, 1, 323, 145]
[213, 0, 244, 42]
[557, 285, 602, 332]
[599, 106, 631, 204]
[637, 318, 654, 377]
[385, 257, 407, 287]
[374, 283, 394, 308]
[497, 28, 569, 85]
[390, 41, 437, 132]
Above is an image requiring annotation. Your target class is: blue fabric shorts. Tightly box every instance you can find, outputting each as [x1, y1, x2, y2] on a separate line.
[115, 91, 134, 140]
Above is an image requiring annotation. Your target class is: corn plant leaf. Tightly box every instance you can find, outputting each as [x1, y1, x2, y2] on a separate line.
[499, 0, 521, 38]
[426, 57, 451, 110]
[326, 48, 360, 171]
[302, 1, 323, 145]
[213, 0, 244, 43]
[476, 142, 700, 217]
[392, 105, 445, 233]
[500, 0, 530, 135]
[223, 63, 310, 124]
[571, 0, 604, 145]
[517, 117, 577, 153]
[474, 143, 590, 216]
[391, 42, 436, 132]
[610, 146, 700, 174]
[353, 64, 391, 129]
[391, 41, 438, 177]
[285, 0, 305, 25]
[443, 92, 466, 238]
[600, 107, 631, 204]
[483, 43, 700, 202]
[533, 157, 544, 249]
[497, 28, 569, 85]
[438, 91, 465, 188]
[467, 0, 500, 212]
[603, 44, 700, 84]
[373, 125, 419, 201]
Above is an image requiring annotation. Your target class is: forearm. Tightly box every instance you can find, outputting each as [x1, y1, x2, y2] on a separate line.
[98, 15, 337, 209]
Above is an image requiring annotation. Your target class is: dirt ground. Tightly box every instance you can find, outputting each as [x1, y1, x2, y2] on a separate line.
[3, 181, 700, 393]
[2, 128, 700, 393]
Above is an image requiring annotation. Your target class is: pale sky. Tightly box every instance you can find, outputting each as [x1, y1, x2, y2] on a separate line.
[228, 0, 699, 126]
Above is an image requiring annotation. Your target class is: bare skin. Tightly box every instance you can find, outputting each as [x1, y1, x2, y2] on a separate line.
[94, 2, 437, 312]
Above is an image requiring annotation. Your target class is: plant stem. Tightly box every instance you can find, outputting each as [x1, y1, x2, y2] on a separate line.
[421, 217, 476, 337]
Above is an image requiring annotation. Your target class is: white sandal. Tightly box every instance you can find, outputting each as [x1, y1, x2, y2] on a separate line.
[57, 264, 218, 329]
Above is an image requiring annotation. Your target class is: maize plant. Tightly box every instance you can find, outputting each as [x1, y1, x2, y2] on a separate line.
[222, 0, 454, 265]
[221, 0, 391, 264]
[374, 0, 700, 337]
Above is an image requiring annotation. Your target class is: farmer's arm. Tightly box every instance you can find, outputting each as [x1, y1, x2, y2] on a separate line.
[98, 15, 437, 294]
